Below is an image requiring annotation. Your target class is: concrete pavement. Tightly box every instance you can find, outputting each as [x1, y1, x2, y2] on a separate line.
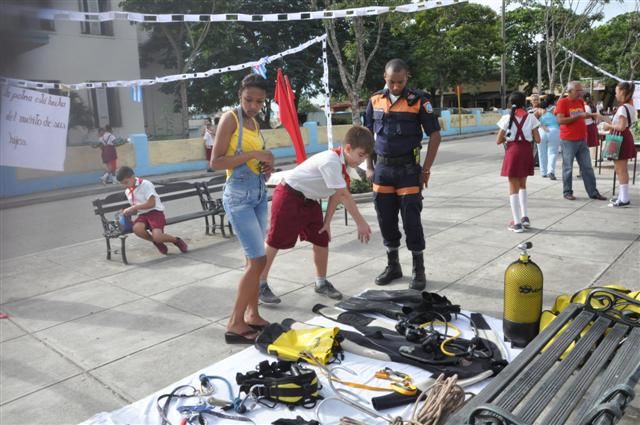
[1, 134, 639, 424]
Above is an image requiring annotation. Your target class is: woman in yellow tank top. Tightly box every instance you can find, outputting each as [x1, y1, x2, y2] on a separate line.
[209, 74, 274, 344]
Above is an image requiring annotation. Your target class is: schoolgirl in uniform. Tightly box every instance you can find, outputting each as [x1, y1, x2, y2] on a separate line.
[496, 91, 541, 233]
[600, 82, 637, 207]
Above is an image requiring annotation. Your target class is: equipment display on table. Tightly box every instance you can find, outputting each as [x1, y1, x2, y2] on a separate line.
[82, 290, 522, 425]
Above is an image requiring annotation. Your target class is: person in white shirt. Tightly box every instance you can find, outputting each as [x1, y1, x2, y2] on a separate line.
[99, 125, 118, 184]
[496, 91, 541, 233]
[599, 82, 638, 207]
[203, 117, 218, 172]
[117, 166, 188, 255]
[258, 126, 374, 303]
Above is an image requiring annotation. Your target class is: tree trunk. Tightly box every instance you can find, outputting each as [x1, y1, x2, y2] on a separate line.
[179, 81, 189, 138]
[350, 94, 360, 125]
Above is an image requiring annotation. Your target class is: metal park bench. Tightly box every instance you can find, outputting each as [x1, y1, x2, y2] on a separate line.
[446, 287, 640, 425]
[92, 181, 225, 264]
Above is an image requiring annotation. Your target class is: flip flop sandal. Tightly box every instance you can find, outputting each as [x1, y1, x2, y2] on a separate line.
[248, 323, 269, 331]
[224, 330, 258, 345]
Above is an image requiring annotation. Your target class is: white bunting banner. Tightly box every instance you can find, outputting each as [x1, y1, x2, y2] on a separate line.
[561, 46, 640, 85]
[4, 1, 464, 24]
[0, 35, 327, 91]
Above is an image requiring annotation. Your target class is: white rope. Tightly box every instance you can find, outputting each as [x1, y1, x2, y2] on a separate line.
[322, 38, 334, 149]
[561, 46, 639, 84]
[4, 1, 465, 24]
[0, 35, 326, 91]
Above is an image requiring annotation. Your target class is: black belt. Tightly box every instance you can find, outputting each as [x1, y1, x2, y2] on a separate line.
[376, 152, 418, 166]
[284, 184, 318, 204]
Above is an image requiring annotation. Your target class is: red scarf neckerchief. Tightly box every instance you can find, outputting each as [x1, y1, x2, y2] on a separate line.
[333, 147, 351, 187]
[127, 177, 144, 206]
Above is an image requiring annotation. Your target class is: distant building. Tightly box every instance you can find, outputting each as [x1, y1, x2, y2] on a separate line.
[0, 0, 183, 144]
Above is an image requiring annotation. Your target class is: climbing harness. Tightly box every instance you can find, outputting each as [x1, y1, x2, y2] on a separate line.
[235, 360, 322, 411]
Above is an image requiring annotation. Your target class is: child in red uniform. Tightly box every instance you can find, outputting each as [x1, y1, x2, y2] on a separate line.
[258, 126, 374, 303]
[99, 125, 118, 184]
[117, 166, 188, 255]
[497, 91, 541, 233]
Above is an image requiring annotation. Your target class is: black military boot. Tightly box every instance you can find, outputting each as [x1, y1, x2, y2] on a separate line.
[375, 250, 403, 285]
[409, 253, 427, 290]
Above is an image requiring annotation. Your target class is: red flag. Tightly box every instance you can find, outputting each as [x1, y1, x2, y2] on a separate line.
[274, 68, 306, 164]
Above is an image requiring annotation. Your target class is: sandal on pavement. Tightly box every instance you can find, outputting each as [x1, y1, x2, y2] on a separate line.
[224, 330, 258, 345]
[248, 323, 269, 331]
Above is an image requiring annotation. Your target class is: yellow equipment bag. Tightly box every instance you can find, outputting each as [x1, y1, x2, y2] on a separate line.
[540, 285, 639, 357]
[255, 320, 343, 365]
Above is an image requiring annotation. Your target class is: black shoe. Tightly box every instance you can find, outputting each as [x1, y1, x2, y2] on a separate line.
[590, 192, 607, 201]
[375, 250, 403, 285]
[409, 253, 427, 291]
[315, 280, 342, 300]
[259, 283, 281, 304]
[548, 173, 557, 180]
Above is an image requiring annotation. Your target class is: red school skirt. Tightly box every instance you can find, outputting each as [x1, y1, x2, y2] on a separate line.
[586, 123, 599, 147]
[501, 140, 535, 178]
[617, 128, 637, 160]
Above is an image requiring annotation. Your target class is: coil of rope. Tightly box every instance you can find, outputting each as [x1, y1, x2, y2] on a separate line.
[406, 374, 467, 425]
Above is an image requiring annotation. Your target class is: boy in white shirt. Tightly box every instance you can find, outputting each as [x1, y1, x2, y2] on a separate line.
[117, 166, 188, 255]
[259, 126, 373, 303]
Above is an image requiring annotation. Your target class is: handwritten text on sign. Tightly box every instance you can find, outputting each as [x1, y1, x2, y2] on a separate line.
[1, 86, 70, 171]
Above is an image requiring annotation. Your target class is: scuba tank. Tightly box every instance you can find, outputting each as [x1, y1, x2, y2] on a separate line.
[503, 242, 543, 348]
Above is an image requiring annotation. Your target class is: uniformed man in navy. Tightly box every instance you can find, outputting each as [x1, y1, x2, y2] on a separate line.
[364, 59, 441, 290]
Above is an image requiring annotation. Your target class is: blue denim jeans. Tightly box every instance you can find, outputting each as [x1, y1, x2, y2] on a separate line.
[222, 164, 268, 259]
[537, 131, 549, 176]
[545, 128, 561, 176]
[561, 139, 598, 197]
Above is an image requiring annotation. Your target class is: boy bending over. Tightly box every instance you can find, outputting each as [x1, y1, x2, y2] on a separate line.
[259, 126, 373, 303]
[117, 166, 188, 255]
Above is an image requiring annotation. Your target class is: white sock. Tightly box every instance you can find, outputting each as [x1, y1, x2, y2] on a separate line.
[519, 189, 528, 218]
[619, 184, 630, 203]
[510, 194, 521, 224]
[316, 277, 327, 287]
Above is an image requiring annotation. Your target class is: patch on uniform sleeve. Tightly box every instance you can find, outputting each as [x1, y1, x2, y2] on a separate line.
[423, 100, 433, 113]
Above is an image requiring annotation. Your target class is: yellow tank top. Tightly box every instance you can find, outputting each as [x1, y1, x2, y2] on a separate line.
[225, 110, 263, 178]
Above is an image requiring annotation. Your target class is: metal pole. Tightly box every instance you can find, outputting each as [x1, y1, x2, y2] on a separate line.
[537, 41, 542, 94]
[500, 0, 506, 109]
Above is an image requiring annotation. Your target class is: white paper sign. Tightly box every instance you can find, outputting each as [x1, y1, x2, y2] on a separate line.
[1, 86, 70, 171]
[634, 84, 640, 111]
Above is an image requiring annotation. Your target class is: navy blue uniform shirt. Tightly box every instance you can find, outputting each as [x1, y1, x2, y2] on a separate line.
[364, 88, 440, 157]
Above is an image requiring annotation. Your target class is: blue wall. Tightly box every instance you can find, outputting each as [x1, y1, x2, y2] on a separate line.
[0, 117, 501, 198]
[0, 122, 328, 198]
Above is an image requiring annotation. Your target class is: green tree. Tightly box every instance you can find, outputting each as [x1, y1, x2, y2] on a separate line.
[187, 0, 324, 128]
[504, 7, 547, 93]
[119, 0, 216, 137]
[577, 12, 639, 81]
[406, 2, 501, 107]
[510, 0, 606, 92]
[312, 0, 397, 124]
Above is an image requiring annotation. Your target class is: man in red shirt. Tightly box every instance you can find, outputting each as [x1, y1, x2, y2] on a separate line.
[555, 81, 606, 201]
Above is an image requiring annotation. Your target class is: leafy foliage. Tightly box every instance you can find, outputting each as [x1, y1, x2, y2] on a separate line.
[403, 2, 501, 106]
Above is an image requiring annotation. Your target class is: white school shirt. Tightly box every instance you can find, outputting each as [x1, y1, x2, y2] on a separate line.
[496, 113, 540, 142]
[584, 104, 594, 125]
[612, 103, 637, 128]
[204, 129, 214, 147]
[285, 150, 346, 200]
[102, 131, 116, 146]
[126, 178, 165, 213]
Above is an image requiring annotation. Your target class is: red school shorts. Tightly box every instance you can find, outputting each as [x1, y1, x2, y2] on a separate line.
[134, 210, 166, 231]
[267, 184, 329, 249]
